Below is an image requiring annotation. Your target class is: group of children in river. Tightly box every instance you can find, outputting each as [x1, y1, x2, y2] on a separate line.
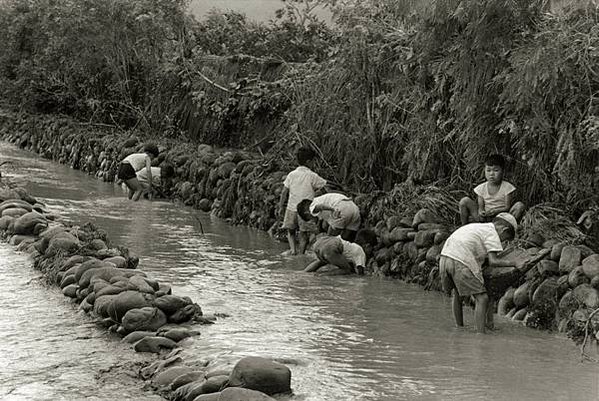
[118, 143, 532, 333]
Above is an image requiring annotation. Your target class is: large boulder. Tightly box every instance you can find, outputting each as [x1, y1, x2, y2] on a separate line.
[218, 388, 276, 401]
[582, 254, 599, 279]
[122, 307, 166, 333]
[559, 246, 582, 274]
[227, 357, 291, 395]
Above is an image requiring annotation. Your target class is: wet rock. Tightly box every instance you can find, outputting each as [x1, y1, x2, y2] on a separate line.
[62, 284, 78, 298]
[186, 375, 229, 400]
[156, 283, 172, 297]
[198, 199, 212, 212]
[0, 215, 15, 230]
[79, 266, 143, 289]
[122, 307, 166, 333]
[513, 282, 530, 308]
[89, 238, 107, 251]
[0, 199, 33, 213]
[414, 230, 436, 248]
[60, 274, 76, 289]
[582, 254, 599, 279]
[433, 231, 449, 245]
[95, 284, 127, 297]
[154, 295, 192, 316]
[47, 232, 80, 253]
[192, 393, 220, 401]
[532, 277, 559, 305]
[573, 284, 599, 309]
[110, 292, 155, 322]
[159, 327, 193, 342]
[75, 259, 112, 282]
[388, 227, 412, 243]
[386, 216, 402, 231]
[121, 330, 156, 344]
[169, 304, 202, 324]
[153, 366, 195, 387]
[551, 242, 566, 261]
[558, 246, 581, 274]
[591, 275, 599, 289]
[577, 245, 595, 259]
[227, 356, 291, 395]
[172, 371, 206, 390]
[128, 275, 155, 294]
[497, 288, 515, 316]
[417, 223, 445, 231]
[404, 242, 418, 261]
[13, 211, 46, 235]
[412, 208, 436, 228]
[512, 308, 527, 321]
[2, 207, 29, 218]
[103, 256, 127, 268]
[205, 369, 231, 379]
[93, 294, 119, 318]
[218, 388, 276, 401]
[134, 335, 177, 353]
[425, 245, 441, 264]
[375, 248, 392, 266]
[537, 260, 559, 276]
[9, 234, 35, 246]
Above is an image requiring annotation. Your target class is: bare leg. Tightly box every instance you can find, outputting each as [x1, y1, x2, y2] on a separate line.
[473, 292, 489, 333]
[510, 201, 526, 222]
[452, 288, 464, 327]
[286, 229, 297, 255]
[486, 299, 495, 330]
[298, 231, 310, 254]
[304, 260, 326, 272]
[125, 177, 143, 201]
[459, 197, 478, 226]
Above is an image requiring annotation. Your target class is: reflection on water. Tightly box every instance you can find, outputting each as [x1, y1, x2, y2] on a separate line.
[1, 142, 598, 401]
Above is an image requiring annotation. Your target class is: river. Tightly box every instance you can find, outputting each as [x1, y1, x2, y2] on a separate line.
[0, 142, 598, 401]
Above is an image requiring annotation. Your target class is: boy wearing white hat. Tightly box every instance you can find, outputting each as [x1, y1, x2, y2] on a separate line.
[439, 212, 522, 333]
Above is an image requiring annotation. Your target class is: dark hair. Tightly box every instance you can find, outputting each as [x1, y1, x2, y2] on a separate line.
[297, 147, 316, 166]
[161, 163, 175, 178]
[493, 218, 515, 240]
[144, 143, 159, 158]
[296, 199, 314, 221]
[355, 229, 378, 247]
[485, 154, 506, 170]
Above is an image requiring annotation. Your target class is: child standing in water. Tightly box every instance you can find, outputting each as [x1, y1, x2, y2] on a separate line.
[117, 143, 159, 201]
[278, 147, 327, 255]
[459, 154, 525, 226]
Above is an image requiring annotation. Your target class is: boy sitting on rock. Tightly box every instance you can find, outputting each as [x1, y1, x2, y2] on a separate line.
[278, 147, 327, 255]
[440, 212, 524, 333]
[297, 192, 361, 242]
[304, 229, 378, 275]
[459, 154, 525, 226]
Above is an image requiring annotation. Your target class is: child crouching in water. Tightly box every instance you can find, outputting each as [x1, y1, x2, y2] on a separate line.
[459, 154, 525, 226]
[117, 143, 159, 201]
[136, 163, 175, 199]
[304, 229, 377, 275]
[439, 212, 527, 333]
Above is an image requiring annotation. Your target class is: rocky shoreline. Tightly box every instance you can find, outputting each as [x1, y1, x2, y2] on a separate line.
[1, 110, 598, 350]
[0, 178, 293, 400]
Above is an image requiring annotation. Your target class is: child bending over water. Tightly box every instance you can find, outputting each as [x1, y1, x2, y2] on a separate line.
[459, 154, 525, 226]
[117, 143, 159, 201]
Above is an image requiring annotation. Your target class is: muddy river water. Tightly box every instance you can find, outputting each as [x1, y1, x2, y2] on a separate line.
[0, 142, 598, 401]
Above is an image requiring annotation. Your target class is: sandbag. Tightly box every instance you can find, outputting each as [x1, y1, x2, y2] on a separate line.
[12, 211, 46, 235]
[133, 335, 176, 353]
[109, 291, 154, 322]
[227, 356, 291, 395]
[513, 282, 530, 308]
[153, 295, 192, 316]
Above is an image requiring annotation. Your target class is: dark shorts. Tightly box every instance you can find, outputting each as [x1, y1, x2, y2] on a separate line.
[117, 162, 136, 180]
[439, 256, 486, 297]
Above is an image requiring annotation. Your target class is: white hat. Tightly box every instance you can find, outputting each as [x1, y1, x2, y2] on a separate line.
[496, 212, 518, 232]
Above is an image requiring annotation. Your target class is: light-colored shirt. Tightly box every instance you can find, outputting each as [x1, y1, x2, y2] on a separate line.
[137, 167, 161, 187]
[314, 235, 366, 267]
[441, 223, 503, 282]
[123, 152, 151, 172]
[309, 193, 349, 217]
[283, 166, 327, 211]
[474, 181, 516, 212]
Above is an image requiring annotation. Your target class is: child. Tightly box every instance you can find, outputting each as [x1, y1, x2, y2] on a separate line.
[459, 154, 525, 226]
[117, 143, 159, 201]
[278, 147, 327, 255]
[137, 163, 175, 199]
[439, 212, 527, 333]
[297, 192, 361, 242]
[304, 229, 378, 274]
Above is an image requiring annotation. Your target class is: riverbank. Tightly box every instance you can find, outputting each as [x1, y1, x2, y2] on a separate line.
[0, 175, 293, 400]
[1, 110, 598, 350]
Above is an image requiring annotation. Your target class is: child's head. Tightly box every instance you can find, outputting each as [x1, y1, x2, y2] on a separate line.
[484, 154, 506, 185]
[144, 143, 160, 159]
[492, 212, 517, 242]
[297, 199, 316, 222]
[297, 146, 316, 167]
[355, 229, 378, 258]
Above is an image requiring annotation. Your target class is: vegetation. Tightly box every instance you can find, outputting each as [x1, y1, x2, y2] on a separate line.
[1, 0, 599, 215]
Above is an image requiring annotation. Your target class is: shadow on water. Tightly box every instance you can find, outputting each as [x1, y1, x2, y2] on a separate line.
[1, 142, 598, 401]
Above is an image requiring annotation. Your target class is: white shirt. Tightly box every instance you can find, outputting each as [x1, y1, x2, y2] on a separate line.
[474, 181, 516, 211]
[283, 166, 327, 211]
[123, 153, 151, 172]
[137, 167, 161, 186]
[341, 237, 366, 267]
[441, 223, 503, 282]
[309, 193, 349, 217]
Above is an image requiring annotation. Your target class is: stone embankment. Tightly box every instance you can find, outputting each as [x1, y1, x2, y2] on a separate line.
[1, 110, 598, 346]
[0, 177, 293, 400]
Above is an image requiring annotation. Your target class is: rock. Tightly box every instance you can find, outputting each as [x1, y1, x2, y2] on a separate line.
[128, 275, 155, 294]
[121, 331, 156, 344]
[134, 336, 178, 353]
[577, 245, 595, 259]
[227, 356, 291, 395]
[542, 239, 560, 249]
[412, 208, 436, 228]
[558, 246, 581, 274]
[186, 375, 229, 400]
[193, 394, 220, 401]
[60, 255, 90, 271]
[512, 308, 527, 321]
[75, 259, 112, 282]
[9, 234, 35, 246]
[417, 223, 445, 231]
[505, 307, 518, 319]
[93, 294, 118, 318]
[537, 260, 559, 276]
[157, 283, 172, 296]
[218, 388, 276, 401]
[526, 233, 545, 247]
[568, 266, 589, 288]
[122, 307, 167, 333]
[13, 211, 46, 235]
[0, 199, 33, 213]
[62, 284, 78, 298]
[551, 242, 566, 261]
[375, 248, 392, 265]
[205, 369, 231, 379]
[425, 245, 441, 264]
[404, 242, 418, 261]
[433, 231, 449, 245]
[387, 227, 412, 243]
[532, 277, 559, 305]
[591, 275, 599, 289]
[79, 266, 142, 289]
[47, 232, 80, 253]
[2, 207, 29, 218]
[154, 295, 192, 316]
[386, 216, 402, 231]
[573, 284, 599, 309]
[153, 366, 195, 387]
[171, 371, 206, 391]
[95, 284, 127, 297]
[103, 256, 127, 268]
[0, 215, 15, 230]
[89, 238, 107, 251]
[513, 282, 530, 308]
[582, 254, 599, 279]
[414, 230, 436, 248]
[160, 328, 193, 342]
[109, 290, 154, 322]
[60, 274, 76, 289]
[392, 242, 404, 254]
